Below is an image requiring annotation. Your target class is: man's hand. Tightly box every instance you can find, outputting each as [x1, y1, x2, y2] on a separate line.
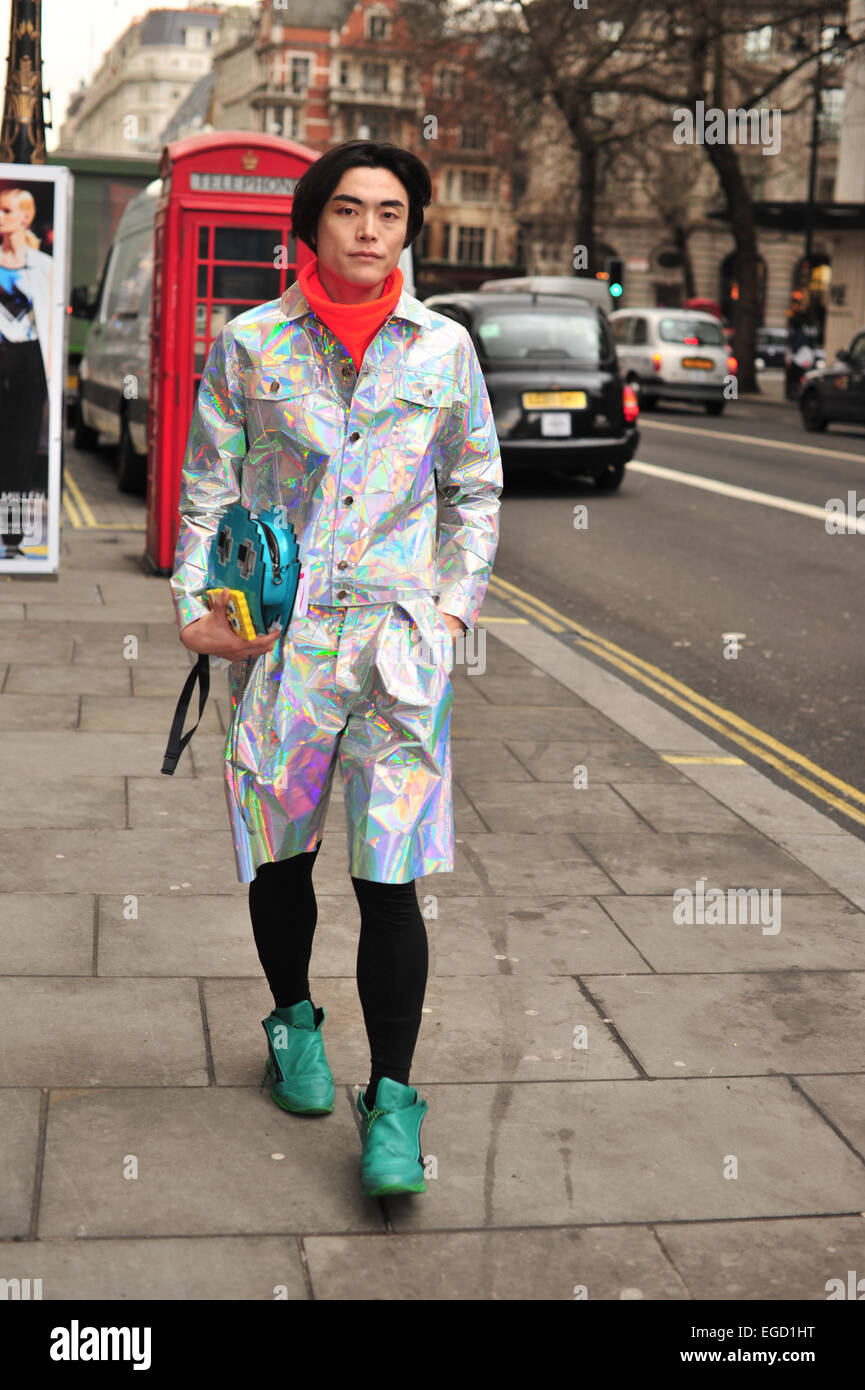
[437, 608, 467, 640]
[178, 588, 280, 662]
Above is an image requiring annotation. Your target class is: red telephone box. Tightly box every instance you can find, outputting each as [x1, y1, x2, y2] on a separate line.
[145, 132, 319, 573]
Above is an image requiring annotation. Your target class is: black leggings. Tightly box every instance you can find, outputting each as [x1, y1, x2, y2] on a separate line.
[248, 845, 429, 1094]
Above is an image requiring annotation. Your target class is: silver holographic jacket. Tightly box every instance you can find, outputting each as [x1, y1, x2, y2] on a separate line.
[170, 276, 503, 633]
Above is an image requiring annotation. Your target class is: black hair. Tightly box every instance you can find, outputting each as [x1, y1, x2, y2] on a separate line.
[290, 139, 431, 251]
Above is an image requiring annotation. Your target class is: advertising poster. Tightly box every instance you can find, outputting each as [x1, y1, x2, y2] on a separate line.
[0, 163, 71, 574]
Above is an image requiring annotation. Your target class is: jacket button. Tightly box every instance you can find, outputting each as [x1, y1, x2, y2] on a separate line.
[337, 589, 348, 600]
[342, 364, 353, 378]
[349, 431, 360, 442]
[343, 495, 353, 506]
[337, 560, 349, 570]
[269, 381, 279, 393]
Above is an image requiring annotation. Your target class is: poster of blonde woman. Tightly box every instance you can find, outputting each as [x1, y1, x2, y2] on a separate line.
[0, 165, 71, 573]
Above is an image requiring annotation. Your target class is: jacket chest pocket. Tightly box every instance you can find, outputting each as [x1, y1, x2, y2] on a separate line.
[393, 369, 460, 467]
[242, 366, 320, 449]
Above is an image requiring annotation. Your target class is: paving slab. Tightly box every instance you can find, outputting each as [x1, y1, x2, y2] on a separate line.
[28, 602, 178, 624]
[0, 978, 207, 1086]
[0, 1235, 308, 1300]
[585, 971, 865, 1077]
[383, 1078, 865, 1230]
[504, 738, 688, 784]
[575, 832, 833, 894]
[612, 783, 752, 833]
[796, 1074, 865, 1158]
[0, 633, 74, 663]
[453, 673, 585, 706]
[79, 694, 223, 735]
[0, 694, 80, 730]
[97, 891, 258, 977]
[457, 832, 621, 896]
[657, 1216, 865, 1300]
[127, 776, 229, 830]
[0, 829, 239, 893]
[205, 975, 638, 1087]
[38, 1087, 383, 1237]
[1, 893, 95, 974]
[0, 732, 192, 778]
[601, 894, 865, 972]
[458, 781, 647, 834]
[0, 1089, 42, 1237]
[4, 663, 132, 695]
[452, 704, 631, 741]
[0, 776, 125, 829]
[303, 1226, 690, 1300]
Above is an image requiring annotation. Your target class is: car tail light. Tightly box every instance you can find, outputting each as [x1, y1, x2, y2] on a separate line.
[727, 355, 737, 372]
[622, 384, 639, 422]
[683, 336, 699, 346]
[652, 352, 662, 373]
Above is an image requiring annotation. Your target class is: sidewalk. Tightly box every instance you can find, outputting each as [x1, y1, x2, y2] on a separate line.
[2, 523, 865, 1302]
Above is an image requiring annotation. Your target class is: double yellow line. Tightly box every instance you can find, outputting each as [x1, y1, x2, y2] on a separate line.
[62, 469, 145, 531]
[488, 574, 865, 828]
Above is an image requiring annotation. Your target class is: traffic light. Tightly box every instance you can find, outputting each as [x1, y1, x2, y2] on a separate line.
[605, 257, 624, 299]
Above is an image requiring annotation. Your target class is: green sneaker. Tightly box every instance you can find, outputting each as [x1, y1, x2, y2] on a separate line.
[260, 1000, 334, 1115]
[356, 1077, 428, 1197]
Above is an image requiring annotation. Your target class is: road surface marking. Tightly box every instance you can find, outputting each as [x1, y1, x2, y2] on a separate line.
[638, 416, 865, 463]
[628, 458, 865, 530]
[63, 468, 99, 528]
[662, 755, 745, 765]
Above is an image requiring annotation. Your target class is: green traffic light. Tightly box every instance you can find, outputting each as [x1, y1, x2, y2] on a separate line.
[609, 283, 623, 298]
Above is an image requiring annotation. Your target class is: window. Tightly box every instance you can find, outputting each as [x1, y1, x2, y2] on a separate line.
[598, 20, 623, 43]
[460, 122, 488, 151]
[291, 56, 311, 92]
[632, 317, 647, 345]
[819, 87, 845, 142]
[460, 170, 490, 201]
[339, 59, 350, 87]
[101, 227, 153, 322]
[456, 226, 485, 264]
[359, 109, 391, 140]
[435, 65, 462, 98]
[743, 25, 772, 61]
[361, 61, 388, 93]
[368, 14, 390, 40]
[183, 26, 205, 49]
[612, 316, 631, 344]
[475, 305, 610, 363]
[658, 316, 724, 345]
[848, 332, 865, 367]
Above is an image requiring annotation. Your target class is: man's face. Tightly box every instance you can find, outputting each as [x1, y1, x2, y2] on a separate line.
[314, 165, 409, 288]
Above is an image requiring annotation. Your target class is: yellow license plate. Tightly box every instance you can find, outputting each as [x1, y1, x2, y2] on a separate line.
[681, 358, 713, 370]
[522, 390, 587, 409]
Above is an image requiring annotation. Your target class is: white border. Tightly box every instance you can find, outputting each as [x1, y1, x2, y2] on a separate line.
[0, 163, 72, 575]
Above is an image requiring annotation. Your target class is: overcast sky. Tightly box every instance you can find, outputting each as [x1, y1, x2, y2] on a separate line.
[0, 1, 258, 150]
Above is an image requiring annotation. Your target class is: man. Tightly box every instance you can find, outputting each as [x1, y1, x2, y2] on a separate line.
[169, 140, 502, 1197]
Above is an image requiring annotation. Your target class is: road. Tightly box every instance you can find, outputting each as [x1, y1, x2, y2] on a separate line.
[62, 377, 865, 836]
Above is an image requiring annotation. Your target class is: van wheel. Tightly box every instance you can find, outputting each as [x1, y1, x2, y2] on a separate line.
[596, 461, 625, 491]
[705, 401, 725, 416]
[73, 396, 99, 451]
[117, 413, 147, 494]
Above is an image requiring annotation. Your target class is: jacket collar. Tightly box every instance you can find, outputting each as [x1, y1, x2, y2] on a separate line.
[279, 275, 433, 330]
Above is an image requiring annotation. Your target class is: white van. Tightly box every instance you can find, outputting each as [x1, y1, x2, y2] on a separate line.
[72, 181, 416, 492]
[608, 306, 733, 415]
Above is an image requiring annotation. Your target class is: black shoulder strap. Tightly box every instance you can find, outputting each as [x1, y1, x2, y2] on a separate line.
[161, 652, 211, 775]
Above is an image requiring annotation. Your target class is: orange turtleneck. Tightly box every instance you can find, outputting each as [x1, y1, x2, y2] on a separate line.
[296, 256, 404, 372]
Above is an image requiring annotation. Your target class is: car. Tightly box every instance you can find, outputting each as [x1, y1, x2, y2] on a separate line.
[755, 326, 787, 370]
[798, 328, 865, 432]
[477, 274, 615, 313]
[608, 306, 736, 415]
[423, 290, 639, 489]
